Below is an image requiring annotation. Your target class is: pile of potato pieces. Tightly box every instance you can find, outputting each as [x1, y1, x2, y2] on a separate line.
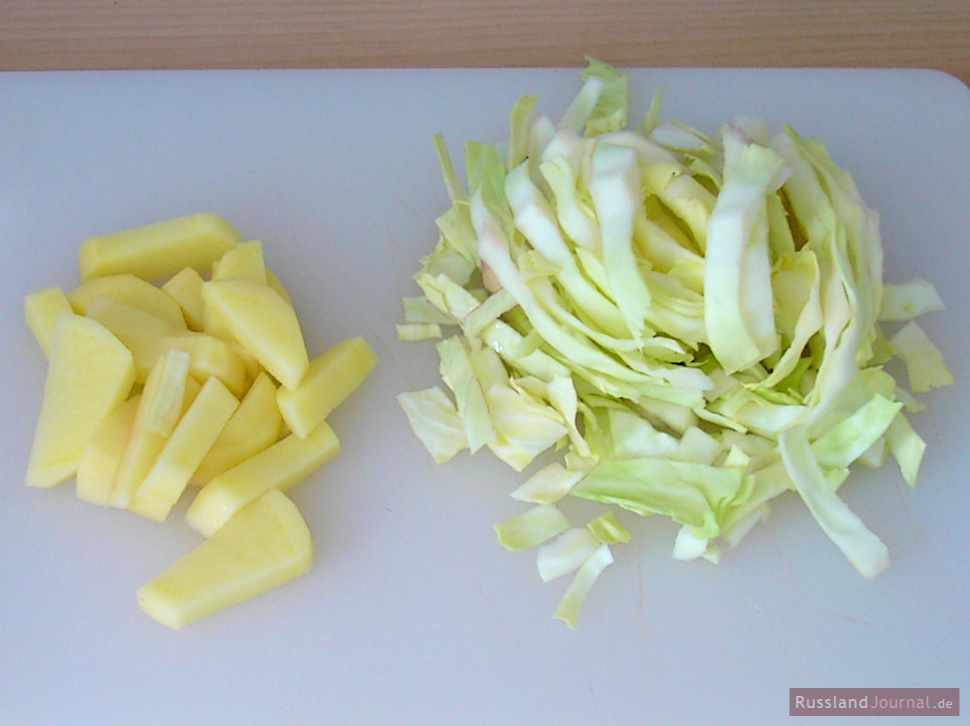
[23, 212, 377, 629]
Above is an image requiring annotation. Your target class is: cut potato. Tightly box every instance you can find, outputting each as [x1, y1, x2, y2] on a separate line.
[137, 488, 312, 630]
[68, 274, 188, 330]
[76, 396, 140, 505]
[225, 339, 264, 383]
[85, 299, 248, 393]
[24, 286, 73, 358]
[277, 336, 377, 438]
[185, 420, 340, 537]
[25, 211, 377, 628]
[79, 212, 242, 281]
[85, 296, 184, 384]
[26, 314, 136, 488]
[161, 267, 206, 331]
[202, 278, 309, 390]
[145, 348, 191, 437]
[201, 295, 237, 343]
[86, 295, 181, 340]
[109, 351, 199, 508]
[212, 240, 267, 284]
[166, 333, 249, 397]
[266, 268, 293, 306]
[193, 371, 282, 485]
[129, 376, 239, 522]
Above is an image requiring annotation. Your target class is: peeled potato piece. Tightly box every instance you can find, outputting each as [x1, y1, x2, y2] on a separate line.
[23, 286, 73, 358]
[129, 376, 239, 523]
[79, 212, 242, 282]
[26, 314, 136, 489]
[109, 350, 198, 508]
[193, 372, 282, 486]
[161, 267, 206, 331]
[185, 420, 339, 537]
[277, 336, 377, 438]
[212, 240, 267, 284]
[76, 396, 140, 506]
[68, 274, 188, 330]
[202, 278, 309, 390]
[137, 488, 312, 630]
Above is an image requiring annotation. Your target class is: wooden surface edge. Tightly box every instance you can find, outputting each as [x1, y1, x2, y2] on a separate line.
[1, 1, 968, 88]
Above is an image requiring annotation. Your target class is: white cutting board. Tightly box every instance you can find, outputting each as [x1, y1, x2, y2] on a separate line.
[1, 67, 968, 725]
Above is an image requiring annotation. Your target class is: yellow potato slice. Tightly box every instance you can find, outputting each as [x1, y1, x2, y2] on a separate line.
[277, 336, 378, 438]
[76, 396, 140, 506]
[212, 240, 267, 284]
[137, 488, 312, 630]
[200, 304, 236, 345]
[192, 371, 282, 486]
[185, 420, 339, 537]
[145, 348, 191, 436]
[79, 212, 242, 282]
[24, 286, 73, 358]
[266, 268, 293, 306]
[84, 297, 248, 394]
[68, 274, 188, 330]
[85, 298, 179, 384]
[161, 267, 206, 331]
[201, 278, 309, 390]
[26, 314, 136, 488]
[120, 335, 175, 384]
[109, 351, 199, 508]
[166, 333, 249, 397]
[225, 339, 264, 384]
[129, 377, 239, 522]
[86, 295, 179, 338]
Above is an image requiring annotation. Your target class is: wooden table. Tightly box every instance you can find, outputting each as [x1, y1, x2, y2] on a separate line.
[2, 0, 968, 86]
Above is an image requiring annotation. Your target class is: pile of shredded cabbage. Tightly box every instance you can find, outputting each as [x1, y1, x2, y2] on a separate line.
[396, 59, 952, 628]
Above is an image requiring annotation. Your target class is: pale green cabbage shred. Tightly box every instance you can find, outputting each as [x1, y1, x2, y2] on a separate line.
[396, 59, 952, 628]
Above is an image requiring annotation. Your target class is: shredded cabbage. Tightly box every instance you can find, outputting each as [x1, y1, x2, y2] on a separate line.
[398, 59, 952, 628]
